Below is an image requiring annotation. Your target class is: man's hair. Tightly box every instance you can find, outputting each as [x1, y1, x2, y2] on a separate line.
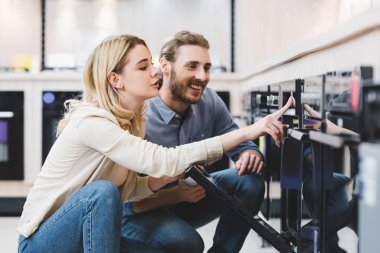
[160, 31, 209, 62]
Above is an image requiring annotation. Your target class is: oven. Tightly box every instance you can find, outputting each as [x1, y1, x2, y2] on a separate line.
[0, 92, 24, 180]
[42, 91, 81, 163]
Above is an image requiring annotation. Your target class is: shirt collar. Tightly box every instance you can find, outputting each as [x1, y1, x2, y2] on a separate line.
[151, 96, 194, 125]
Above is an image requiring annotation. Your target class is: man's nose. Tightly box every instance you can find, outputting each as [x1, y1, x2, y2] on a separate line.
[195, 68, 207, 81]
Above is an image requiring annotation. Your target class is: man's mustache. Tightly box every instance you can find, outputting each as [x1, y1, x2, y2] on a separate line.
[188, 79, 207, 87]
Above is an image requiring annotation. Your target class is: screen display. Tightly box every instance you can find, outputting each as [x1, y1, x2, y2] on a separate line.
[0, 120, 9, 162]
[325, 71, 353, 114]
[301, 75, 324, 121]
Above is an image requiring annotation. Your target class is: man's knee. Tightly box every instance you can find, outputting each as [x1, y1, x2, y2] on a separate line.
[239, 175, 265, 200]
[233, 175, 265, 214]
[163, 229, 204, 253]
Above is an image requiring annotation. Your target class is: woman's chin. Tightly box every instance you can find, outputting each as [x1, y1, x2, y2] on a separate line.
[146, 91, 159, 100]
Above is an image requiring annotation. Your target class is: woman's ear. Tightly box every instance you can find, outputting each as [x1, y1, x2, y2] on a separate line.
[107, 72, 123, 89]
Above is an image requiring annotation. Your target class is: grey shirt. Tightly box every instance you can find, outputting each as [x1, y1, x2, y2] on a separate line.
[145, 88, 262, 163]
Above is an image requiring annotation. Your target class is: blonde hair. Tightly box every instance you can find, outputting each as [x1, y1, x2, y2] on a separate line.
[57, 34, 148, 137]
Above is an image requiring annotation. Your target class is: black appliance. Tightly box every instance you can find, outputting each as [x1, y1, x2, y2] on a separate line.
[42, 91, 81, 163]
[0, 92, 24, 180]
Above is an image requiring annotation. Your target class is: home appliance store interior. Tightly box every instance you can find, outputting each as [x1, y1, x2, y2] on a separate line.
[1, 0, 380, 252]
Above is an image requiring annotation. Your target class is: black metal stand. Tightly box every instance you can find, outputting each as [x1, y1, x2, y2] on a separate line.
[309, 131, 360, 253]
[281, 129, 310, 252]
[185, 166, 295, 253]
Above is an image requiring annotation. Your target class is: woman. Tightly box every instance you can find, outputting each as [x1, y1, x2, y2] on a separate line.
[18, 34, 293, 252]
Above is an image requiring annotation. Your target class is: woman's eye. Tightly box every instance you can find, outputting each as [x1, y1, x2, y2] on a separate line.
[139, 66, 148, 70]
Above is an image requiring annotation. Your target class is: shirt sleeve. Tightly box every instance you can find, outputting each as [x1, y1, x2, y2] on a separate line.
[211, 90, 264, 162]
[119, 173, 155, 202]
[76, 114, 223, 177]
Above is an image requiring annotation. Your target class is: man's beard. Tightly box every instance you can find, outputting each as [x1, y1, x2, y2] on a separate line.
[169, 69, 206, 104]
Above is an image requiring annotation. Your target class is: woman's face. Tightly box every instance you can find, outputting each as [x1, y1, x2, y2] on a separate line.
[117, 44, 159, 108]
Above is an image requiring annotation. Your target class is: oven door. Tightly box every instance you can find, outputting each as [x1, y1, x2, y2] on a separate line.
[0, 92, 24, 180]
[42, 91, 81, 163]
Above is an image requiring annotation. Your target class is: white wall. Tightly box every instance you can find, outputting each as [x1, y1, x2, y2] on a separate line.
[2, 0, 379, 73]
[0, 0, 40, 68]
[0, 0, 230, 71]
[235, 0, 374, 73]
[45, 0, 231, 70]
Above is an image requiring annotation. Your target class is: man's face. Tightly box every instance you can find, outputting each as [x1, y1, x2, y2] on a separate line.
[168, 45, 211, 104]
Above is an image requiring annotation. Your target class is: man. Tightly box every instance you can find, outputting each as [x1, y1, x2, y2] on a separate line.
[121, 31, 265, 253]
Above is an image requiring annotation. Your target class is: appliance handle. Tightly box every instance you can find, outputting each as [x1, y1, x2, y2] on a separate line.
[0, 111, 14, 118]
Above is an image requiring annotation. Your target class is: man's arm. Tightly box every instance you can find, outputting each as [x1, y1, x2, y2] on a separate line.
[210, 89, 265, 175]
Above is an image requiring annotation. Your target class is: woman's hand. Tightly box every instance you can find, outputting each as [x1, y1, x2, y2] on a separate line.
[250, 115, 285, 147]
[304, 103, 320, 118]
[219, 96, 294, 152]
[303, 103, 323, 129]
[271, 96, 296, 119]
[248, 96, 295, 146]
[304, 103, 358, 135]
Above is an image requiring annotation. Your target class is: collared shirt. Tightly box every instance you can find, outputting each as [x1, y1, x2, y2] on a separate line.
[145, 87, 262, 162]
[123, 88, 262, 217]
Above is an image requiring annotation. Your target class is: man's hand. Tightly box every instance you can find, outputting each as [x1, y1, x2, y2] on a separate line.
[235, 150, 264, 176]
[175, 174, 206, 203]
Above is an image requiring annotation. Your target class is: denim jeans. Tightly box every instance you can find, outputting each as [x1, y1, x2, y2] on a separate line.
[121, 168, 265, 253]
[303, 172, 351, 253]
[18, 180, 122, 253]
[18, 180, 166, 253]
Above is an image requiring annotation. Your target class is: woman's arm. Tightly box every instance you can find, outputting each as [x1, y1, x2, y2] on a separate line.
[147, 176, 178, 192]
[77, 97, 294, 178]
[304, 104, 358, 136]
[220, 96, 294, 151]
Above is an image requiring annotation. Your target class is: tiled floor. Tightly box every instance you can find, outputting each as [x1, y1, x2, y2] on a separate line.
[1, 216, 358, 253]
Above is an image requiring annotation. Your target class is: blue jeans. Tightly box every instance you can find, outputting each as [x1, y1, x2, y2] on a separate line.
[303, 173, 351, 253]
[121, 168, 265, 253]
[18, 180, 166, 253]
[18, 180, 122, 253]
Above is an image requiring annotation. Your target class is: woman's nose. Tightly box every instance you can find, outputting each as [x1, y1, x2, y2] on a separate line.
[151, 66, 160, 77]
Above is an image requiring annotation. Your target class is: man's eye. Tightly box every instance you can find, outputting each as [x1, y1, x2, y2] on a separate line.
[187, 65, 196, 70]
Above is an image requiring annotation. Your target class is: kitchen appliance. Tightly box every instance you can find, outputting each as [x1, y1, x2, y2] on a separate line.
[42, 91, 81, 163]
[0, 92, 24, 180]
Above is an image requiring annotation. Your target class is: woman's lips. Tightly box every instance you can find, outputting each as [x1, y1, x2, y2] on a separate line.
[151, 81, 159, 89]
